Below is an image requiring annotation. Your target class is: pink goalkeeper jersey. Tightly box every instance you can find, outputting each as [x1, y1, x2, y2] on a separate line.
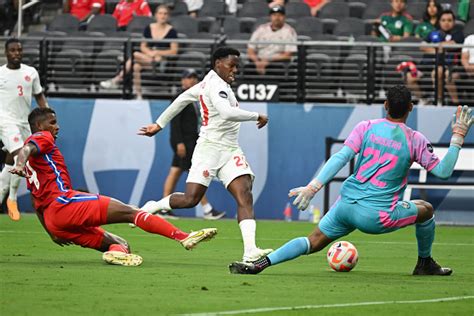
[341, 118, 440, 209]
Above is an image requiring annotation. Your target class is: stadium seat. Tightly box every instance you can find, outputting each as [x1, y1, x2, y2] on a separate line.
[105, 0, 120, 14]
[348, 2, 366, 19]
[238, 17, 256, 33]
[50, 49, 87, 90]
[238, 2, 268, 18]
[176, 51, 207, 74]
[341, 53, 368, 98]
[390, 36, 423, 60]
[94, 49, 123, 88]
[170, 15, 199, 36]
[198, 1, 227, 17]
[317, 2, 350, 19]
[408, 2, 426, 21]
[210, 16, 241, 35]
[285, 2, 311, 18]
[305, 52, 335, 97]
[171, 1, 189, 16]
[295, 17, 323, 38]
[87, 14, 118, 34]
[48, 14, 80, 33]
[464, 20, 474, 35]
[334, 17, 366, 37]
[127, 16, 155, 34]
[22, 48, 40, 68]
[363, 2, 391, 19]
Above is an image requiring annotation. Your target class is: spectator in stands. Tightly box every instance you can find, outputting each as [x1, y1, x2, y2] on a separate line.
[462, 34, 474, 77]
[63, 0, 105, 28]
[268, 0, 287, 9]
[183, 0, 203, 17]
[421, 10, 464, 105]
[112, 0, 152, 31]
[414, 0, 442, 40]
[247, 5, 297, 75]
[303, 0, 329, 17]
[101, 4, 178, 99]
[375, 0, 413, 42]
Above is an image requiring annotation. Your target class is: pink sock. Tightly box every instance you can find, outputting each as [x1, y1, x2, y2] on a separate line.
[108, 244, 129, 253]
[134, 211, 189, 241]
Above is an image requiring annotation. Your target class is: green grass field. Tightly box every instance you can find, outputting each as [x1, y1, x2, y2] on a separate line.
[1, 214, 473, 316]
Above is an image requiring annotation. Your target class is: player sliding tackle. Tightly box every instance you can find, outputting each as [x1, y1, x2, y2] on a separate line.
[138, 47, 273, 263]
[10, 108, 217, 267]
[229, 85, 472, 275]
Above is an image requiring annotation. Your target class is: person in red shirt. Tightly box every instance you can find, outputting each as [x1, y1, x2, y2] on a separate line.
[10, 107, 217, 267]
[113, 0, 152, 30]
[304, 0, 329, 17]
[63, 0, 105, 23]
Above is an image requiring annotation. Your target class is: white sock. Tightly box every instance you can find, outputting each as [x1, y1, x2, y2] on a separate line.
[9, 157, 21, 201]
[202, 202, 213, 214]
[239, 219, 257, 254]
[141, 195, 171, 213]
[0, 164, 12, 203]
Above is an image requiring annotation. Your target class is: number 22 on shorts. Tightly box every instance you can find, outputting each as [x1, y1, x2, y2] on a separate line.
[233, 155, 248, 168]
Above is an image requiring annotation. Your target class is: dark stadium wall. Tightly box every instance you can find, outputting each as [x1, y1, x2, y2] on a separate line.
[15, 99, 474, 224]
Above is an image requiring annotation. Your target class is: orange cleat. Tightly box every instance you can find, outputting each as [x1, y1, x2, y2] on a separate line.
[6, 198, 21, 221]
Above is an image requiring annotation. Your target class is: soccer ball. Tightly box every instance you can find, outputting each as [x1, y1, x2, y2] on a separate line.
[327, 241, 358, 272]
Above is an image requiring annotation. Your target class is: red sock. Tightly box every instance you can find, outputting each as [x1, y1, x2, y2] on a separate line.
[134, 211, 189, 241]
[108, 244, 129, 253]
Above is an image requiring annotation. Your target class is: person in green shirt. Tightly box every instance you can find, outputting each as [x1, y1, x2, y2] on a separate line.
[376, 0, 414, 42]
[414, 0, 442, 40]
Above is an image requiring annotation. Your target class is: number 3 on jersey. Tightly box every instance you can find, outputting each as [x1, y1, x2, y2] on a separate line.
[17, 85, 24, 96]
[25, 162, 40, 189]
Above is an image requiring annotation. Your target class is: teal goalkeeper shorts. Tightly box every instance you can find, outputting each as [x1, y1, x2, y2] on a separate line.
[319, 197, 419, 240]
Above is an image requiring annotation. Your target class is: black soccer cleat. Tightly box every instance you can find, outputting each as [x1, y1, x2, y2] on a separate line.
[229, 261, 264, 275]
[412, 257, 453, 276]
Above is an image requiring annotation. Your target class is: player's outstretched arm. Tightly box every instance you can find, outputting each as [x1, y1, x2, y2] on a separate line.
[138, 123, 162, 137]
[430, 105, 473, 180]
[289, 146, 356, 210]
[9, 143, 38, 177]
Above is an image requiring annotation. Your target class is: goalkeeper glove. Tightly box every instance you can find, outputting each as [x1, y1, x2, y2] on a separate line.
[288, 179, 323, 211]
[450, 105, 473, 148]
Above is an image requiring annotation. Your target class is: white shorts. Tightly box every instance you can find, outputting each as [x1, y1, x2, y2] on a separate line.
[187, 139, 255, 188]
[0, 123, 31, 154]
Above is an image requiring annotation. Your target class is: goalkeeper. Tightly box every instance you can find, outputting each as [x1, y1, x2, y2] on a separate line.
[229, 85, 473, 276]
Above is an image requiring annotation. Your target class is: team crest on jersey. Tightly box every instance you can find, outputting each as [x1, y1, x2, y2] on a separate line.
[25, 75, 31, 82]
[203, 170, 210, 178]
[427, 143, 434, 153]
[400, 201, 411, 209]
[13, 136, 20, 143]
[218, 91, 228, 99]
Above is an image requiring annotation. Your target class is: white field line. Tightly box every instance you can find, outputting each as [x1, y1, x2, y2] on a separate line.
[178, 296, 474, 316]
[0, 230, 473, 246]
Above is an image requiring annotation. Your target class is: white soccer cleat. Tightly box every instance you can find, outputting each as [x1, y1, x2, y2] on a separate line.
[102, 251, 143, 267]
[180, 228, 218, 250]
[242, 248, 273, 263]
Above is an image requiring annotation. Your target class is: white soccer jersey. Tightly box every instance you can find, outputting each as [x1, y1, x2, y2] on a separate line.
[157, 70, 259, 147]
[0, 63, 43, 125]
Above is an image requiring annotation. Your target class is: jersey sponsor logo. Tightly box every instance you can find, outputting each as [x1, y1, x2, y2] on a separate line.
[24, 75, 31, 82]
[203, 170, 210, 178]
[427, 143, 434, 153]
[218, 91, 228, 99]
[400, 201, 411, 209]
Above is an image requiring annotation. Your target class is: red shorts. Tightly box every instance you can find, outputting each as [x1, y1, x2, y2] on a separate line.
[43, 191, 110, 249]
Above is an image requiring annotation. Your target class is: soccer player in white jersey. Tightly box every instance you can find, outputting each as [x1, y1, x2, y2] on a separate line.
[0, 38, 49, 221]
[138, 47, 273, 262]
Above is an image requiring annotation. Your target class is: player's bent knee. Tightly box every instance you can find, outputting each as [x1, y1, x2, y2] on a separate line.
[307, 229, 332, 253]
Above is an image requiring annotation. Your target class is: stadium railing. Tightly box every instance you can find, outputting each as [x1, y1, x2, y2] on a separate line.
[2, 35, 473, 105]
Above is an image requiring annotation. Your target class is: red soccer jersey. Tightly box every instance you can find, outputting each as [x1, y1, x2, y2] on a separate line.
[69, 0, 105, 21]
[112, 0, 151, 28]
[24, 131, 72, 211]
